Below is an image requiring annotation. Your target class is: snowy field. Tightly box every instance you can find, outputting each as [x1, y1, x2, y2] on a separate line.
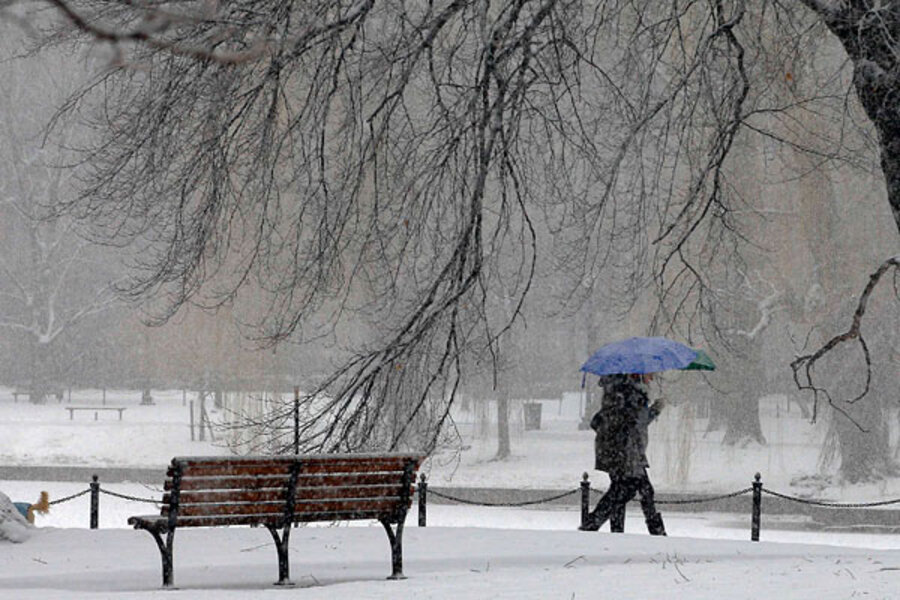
[3, 386, 900, 598]
[6, 470, 900, 598]
[2, 512, 900, 599]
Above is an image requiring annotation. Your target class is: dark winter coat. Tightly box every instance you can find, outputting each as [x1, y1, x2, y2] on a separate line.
[591, 379, 661, 477]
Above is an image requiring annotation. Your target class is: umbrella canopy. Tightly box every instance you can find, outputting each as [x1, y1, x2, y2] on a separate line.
[580, 336, 698, 376]
[682, 348, 715, 371]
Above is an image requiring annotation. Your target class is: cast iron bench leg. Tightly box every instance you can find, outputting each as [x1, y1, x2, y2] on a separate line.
[137, 524, 175, 588]
[380, 519, 406, 580]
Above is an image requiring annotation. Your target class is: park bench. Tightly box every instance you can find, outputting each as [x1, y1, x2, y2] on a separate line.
[13, 388, 64, 403]
[66, 406, 126, 420]
[128, 453, 424, 587]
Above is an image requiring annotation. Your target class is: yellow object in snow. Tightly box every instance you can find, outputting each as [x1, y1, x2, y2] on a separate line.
[26, 492, 50, 524]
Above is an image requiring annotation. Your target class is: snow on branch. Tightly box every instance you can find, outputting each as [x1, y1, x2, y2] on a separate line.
[724, 269, 783, 341]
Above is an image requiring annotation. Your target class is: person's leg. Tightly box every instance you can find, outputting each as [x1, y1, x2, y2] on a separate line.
[580, 483, 622, 530]
[612, 477, 643, 532]
[581, 475, 637, 531]
[609, 504, 626, 533]
[636, 474, 666, 536]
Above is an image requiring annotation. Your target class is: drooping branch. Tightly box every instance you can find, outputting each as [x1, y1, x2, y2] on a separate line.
[26, 0, 900, 454]
[791, 255, 900, 423]
[41, 0, 272, 63]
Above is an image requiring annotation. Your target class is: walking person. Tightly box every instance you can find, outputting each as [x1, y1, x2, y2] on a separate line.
[580, 373, 666, 535]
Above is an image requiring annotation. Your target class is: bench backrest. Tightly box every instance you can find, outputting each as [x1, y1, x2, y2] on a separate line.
[160, 454, 422, 528]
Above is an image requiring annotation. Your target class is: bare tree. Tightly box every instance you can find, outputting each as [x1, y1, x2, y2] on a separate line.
[19, 1, 900, 460]
[701, 266, 783, 446]
[785, 1, 900, 417]
[0, 31, 120, 400]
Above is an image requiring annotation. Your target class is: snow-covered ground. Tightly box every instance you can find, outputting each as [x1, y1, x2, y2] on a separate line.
[2, 515, 900, 599]
[4, 386, 900, 598]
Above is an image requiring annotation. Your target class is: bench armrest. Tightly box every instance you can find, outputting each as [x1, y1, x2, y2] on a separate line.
[128, 515, 168, 533]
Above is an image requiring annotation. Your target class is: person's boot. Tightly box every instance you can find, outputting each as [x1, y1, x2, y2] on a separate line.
[579, 505, 614, 531]
[579, 511, 601, 531]
[645, 513, 666, 536]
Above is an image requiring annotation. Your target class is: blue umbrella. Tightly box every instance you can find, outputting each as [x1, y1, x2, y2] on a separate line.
[580, 336, 699, 376]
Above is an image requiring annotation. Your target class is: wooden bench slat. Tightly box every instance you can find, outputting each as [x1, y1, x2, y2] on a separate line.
[171, 459, 415, 479]
[165, 472, 407, 492]
[176, 456, 297, 465]
[168, 463, 295, 478]
[171, 454, 419, 472]
[166, 489, 285, 504]
[170, 509, 398, 528]
[165, 475, 291, 491]
[294, 484, 412, 501]
[172, 453, 421, 466]
[169, 484, 410, 505]
[294, 473, 412, 487]
[297, 457, 421, 474]
[168, 497, 406, 518]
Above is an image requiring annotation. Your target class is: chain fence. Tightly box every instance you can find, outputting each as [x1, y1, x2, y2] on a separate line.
[48, 488, 91, 506]
[417, 473, 900, 540]
[761, 488, 900, 508]
[427, 488, 579, 507]
[649, 488, 753, 505]
[426, 485, 900, 510]
[33, 472, 900, 538]
[424, 485, 756, 510]
[98, 488, 161, 504]
[41, 480, 161, 528]
[586, 486, 754, 505]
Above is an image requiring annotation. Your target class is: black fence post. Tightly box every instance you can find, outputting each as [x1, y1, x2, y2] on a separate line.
[751, 472, 762, 541]
[418, 473, 428, 527]
[90, 475, 100, 529]
[581, 472, 591, 529]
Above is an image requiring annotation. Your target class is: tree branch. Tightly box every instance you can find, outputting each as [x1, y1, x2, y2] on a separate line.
[792, 255, 900, 421]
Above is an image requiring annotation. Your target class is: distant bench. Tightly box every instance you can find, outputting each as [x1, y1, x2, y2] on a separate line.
[128, 453, 424, 587]
[66, 406, 127, 421]
[13, 389, 64, 403]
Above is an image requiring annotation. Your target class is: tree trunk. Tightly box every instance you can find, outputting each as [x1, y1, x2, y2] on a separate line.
[495, 391, 511, 460]
[705, 396, 765, 446]
[28, 339, 49, 404]
[721, 395, 766, 446]
[704, 402, 727, 436]
[817, 10, 900, 233]
[706, 339, 768, 446]
[832, 398, 893, 483]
